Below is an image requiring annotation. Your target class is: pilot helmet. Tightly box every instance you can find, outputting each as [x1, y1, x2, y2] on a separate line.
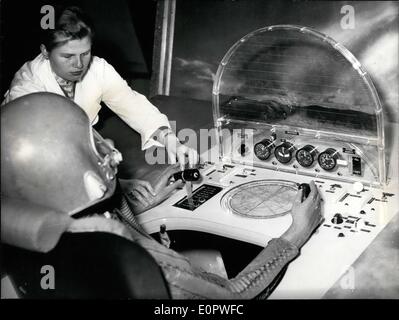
[1, 92, 123, 216]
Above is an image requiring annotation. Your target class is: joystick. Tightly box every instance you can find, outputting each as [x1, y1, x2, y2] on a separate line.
[331, 213, 344, 224]
[173, 168, 201, 182]
[353, 181, 364, 193]
[298, 183, 311, 202]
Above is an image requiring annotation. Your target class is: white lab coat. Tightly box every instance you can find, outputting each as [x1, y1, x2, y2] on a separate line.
[2, 54, 170, 150]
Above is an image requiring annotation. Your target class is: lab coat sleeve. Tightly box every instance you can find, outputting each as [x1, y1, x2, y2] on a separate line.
[2, 66, 45, 105]
[99, 59, 171, 150]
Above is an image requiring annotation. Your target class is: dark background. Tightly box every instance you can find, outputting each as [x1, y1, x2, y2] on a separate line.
[0, 0, 158, 97]
[170, 0, 398, 122]
[1, 0, 397, 121]
[0, 0, 398, 299]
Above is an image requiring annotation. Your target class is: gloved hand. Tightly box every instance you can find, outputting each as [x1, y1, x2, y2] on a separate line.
[119, 178, 156, 207]
[122, 164, 184, 214]
[281, 181, 323, 248]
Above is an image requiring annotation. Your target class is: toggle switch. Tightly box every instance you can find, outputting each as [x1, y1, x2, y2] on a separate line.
[331, 213, 344, 224]
[353, 181, 364, 193]
[354, 218, 367, 230]
[173, 169, 201, 182]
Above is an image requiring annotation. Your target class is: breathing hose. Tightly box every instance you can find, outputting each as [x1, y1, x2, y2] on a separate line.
[115, 194, 153, 240]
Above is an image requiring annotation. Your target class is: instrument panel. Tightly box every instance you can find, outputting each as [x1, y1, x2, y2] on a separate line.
[138, 24, 396, 298]
[224, 124, 377, 186]
[136, 149, 398, 298]
[254, 139, 341, 171]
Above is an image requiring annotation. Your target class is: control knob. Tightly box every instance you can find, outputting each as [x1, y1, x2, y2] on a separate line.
[353, 181, 364, 193]
[331, 213, 344, 225]
[298, 183, 311, 202]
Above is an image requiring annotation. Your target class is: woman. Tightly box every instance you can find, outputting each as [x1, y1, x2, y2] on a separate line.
[2, 6, 198, 203]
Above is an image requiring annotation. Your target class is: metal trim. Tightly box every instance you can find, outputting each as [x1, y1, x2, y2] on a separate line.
[150, 0, 176, 97]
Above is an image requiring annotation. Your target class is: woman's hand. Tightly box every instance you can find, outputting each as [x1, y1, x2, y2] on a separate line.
[163, 131, 199, 169]
[281, 181, 323, 248]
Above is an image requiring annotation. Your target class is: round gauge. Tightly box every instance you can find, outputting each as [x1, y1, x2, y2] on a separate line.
[296, 145, 317, 167]
[274, 142, 295, 164]
[318, 148, 339, 171]
[254, 139, 274, 160]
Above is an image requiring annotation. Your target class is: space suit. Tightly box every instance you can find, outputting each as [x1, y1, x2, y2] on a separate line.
[1, 93, 319, 299]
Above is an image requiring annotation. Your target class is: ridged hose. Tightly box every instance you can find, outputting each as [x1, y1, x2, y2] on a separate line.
[116, 195, 153, 240]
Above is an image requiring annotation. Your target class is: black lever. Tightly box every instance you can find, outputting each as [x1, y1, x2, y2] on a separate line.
[173, 169, 201, 182]
[298, 183, 311, 202]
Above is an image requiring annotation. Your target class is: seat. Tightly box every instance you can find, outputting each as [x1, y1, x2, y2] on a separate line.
[1, 197, 170, 299]
[3, 232, 170, 299]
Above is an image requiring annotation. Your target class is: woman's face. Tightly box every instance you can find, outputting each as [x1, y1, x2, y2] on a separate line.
[45, 36, 92, 82]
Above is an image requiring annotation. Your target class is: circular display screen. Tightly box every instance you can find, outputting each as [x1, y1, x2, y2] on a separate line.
[221, 180, 298, 218]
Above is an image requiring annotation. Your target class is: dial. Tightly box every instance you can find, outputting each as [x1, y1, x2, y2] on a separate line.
[318, 148, 339, 171]
[274, 142, 295, 164]
[296, 145, 317, 167]
[254, 139, 274, 160]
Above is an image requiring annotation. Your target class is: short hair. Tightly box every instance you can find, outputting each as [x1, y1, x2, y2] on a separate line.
[41, 6, 95, 52]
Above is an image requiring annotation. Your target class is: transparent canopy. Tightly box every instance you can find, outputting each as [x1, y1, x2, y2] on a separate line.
[212, 25, 386, 185]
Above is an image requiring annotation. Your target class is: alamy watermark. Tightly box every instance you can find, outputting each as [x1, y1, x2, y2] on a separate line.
[144, 122, 255, 166]
[340, 5, 356, 29]
[339, 266, 355, 290]
[40, 265, 55, 290]
[40, 5, 55, 30]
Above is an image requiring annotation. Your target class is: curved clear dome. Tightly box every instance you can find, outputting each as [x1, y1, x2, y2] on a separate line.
[213, 25, 384, 137]
[213, 25, 386, 185]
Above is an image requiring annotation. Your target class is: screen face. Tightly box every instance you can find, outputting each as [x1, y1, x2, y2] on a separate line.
[214, 26, 380, 138]
[167, 0, 398, 124]
[221, 180, 298, 218]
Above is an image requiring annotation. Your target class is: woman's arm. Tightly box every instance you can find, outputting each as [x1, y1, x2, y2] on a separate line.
[99, 59, 171, 150]
[99, 59, 198, 167]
